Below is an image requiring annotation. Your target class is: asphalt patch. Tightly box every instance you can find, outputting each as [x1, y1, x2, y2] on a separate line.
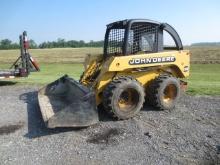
[0, 123, 24, 135]
[87, 128, 124, 145]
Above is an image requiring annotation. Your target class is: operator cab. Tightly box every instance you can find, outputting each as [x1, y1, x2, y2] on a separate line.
[104, 19, 183, 58]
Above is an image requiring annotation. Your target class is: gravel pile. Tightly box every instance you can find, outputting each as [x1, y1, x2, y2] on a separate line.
[0, 85, 219, 165]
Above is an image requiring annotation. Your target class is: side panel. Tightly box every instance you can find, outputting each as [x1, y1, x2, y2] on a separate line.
[107, 50, 190, 77]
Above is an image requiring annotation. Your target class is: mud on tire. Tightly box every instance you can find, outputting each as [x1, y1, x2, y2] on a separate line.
[103, 76, 145, 119]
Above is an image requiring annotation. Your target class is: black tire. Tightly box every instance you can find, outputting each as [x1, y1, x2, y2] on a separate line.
[103, 76, 145, 119]
[146, 75, 180, 110]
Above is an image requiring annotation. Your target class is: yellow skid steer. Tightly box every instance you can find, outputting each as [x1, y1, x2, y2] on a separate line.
[38, 19, 190, 128]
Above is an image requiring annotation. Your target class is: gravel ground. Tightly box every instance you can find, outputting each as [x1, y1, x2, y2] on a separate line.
[0, 85, 219, 165]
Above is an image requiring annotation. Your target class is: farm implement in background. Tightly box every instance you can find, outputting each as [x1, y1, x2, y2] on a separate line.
[0, 31, 40, 79]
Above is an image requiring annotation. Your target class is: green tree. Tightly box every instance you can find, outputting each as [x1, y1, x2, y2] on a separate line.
[0, 39, 12, 49]
[57, 38, 65, 47]
[29, 39, 38, 49]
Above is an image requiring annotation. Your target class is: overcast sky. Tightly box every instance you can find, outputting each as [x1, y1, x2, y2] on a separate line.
[0, 0, 219, 45]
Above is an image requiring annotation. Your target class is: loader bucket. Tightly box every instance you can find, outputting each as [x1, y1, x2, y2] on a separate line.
[38, 75, 99, 128]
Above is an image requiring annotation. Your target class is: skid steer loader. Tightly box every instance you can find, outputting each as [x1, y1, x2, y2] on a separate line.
[38, 19, 190, 128]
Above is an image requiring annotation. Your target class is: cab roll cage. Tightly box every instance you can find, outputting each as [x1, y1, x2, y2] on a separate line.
[104, 19, 183, 58]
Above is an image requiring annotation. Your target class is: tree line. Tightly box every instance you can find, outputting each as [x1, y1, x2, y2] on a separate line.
[0, 38, 104, 50]
[191, 42, 220, 46]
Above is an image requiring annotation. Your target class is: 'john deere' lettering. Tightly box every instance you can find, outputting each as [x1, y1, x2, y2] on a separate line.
[129, 56, 176, 65]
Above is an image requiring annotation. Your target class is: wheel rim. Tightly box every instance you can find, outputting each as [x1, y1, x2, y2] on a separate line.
[118, 88, 139, 112]
[163, 84, 177, 104]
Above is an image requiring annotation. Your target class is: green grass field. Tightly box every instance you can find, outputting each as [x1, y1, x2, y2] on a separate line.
[187, 64, 220, 95]
[5, 64, 83, 84]
[0, 47, 219, 95]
